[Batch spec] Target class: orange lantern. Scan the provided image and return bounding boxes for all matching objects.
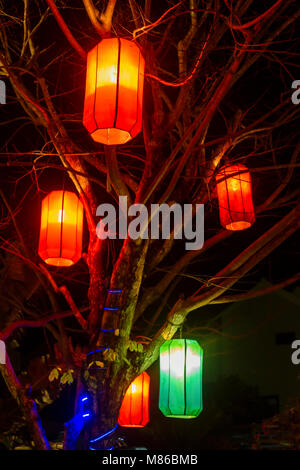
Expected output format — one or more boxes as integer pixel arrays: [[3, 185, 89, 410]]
[[216, 164, 255, 231], [118, 372, 150, 427], [83, 38, 145, 146], [38, 191, 83, 267]]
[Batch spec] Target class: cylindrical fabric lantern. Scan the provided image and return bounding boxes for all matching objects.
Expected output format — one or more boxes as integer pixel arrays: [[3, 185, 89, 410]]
[[216, 163, 255, 231], [83, 38, 145, 145], [159, 339, 203, 419], [38, 191, 83, 267], [118, 372, 150, 427]]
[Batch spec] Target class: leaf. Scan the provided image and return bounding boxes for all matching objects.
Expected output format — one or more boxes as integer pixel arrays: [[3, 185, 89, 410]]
[[95, 361, 104, 368], [103, 348, 118, 362], [83, 370, 89, 381], [137, 343, 144, 353], [60, 373, 69, 384], [41, 389, 53, 404], [48, 368, 59, 382], [60, 370, 74, 385], [128, 341, 137, 352]]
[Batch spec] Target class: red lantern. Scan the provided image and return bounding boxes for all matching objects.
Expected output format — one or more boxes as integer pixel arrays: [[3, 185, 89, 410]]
[[83, 38, 145, 146], [118, 372, 150, 427], [216, 164, 255, 231], [38, 191, 83, 267]]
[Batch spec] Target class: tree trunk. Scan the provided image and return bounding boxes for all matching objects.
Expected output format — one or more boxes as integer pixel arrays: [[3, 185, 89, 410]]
[[0, 354, 50, 450]]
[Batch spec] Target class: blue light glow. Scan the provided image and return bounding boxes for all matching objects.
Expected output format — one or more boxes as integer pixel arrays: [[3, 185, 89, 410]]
[[86, 347, 109, 356], [89, 423, 118, 444]]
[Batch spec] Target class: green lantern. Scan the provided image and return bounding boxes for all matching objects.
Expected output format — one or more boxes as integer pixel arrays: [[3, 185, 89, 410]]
[[159, 339, 203, 418]]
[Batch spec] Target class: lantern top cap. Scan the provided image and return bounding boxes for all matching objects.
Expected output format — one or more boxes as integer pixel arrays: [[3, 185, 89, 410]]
[[160, 338, 202, 351], [45, 189, 78, 195], [90, 36, 143, 50], [216, 163, 251, 182], [217, 162, 250, 173]]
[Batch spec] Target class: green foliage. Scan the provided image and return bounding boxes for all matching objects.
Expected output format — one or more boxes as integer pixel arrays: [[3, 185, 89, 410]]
[[103, 348, 118, 362], [48, 368, 60, 382], [60, 369, 74, 385], [87, 360, 104, 369], [127, 340, 144, 353]]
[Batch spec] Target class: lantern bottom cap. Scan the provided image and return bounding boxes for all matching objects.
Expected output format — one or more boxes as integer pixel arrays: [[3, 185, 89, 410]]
[[162, 414, 200, 419], [91, 128, 132, 146], [45, 257, 74, 267], [118, 424, 147, 428], [225, 220, 252, 231]]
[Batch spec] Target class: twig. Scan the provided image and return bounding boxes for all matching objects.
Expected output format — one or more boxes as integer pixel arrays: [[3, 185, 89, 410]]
[[211, 273, 300, 304], [39, 264, 88, 331], [0, 311, 74, 341], [46, 0, 86, 59]]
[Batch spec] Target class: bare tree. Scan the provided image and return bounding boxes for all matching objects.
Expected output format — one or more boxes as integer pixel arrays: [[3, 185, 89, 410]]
[[0, 0, 299, 450]]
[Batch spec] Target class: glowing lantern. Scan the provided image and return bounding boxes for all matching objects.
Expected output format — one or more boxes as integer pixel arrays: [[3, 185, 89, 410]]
[[83, 38, 145, 145], [159, 339, 203, 418], [118, 372, 150, 427], [216, 163, 255, 231], [38, 191, 83, 267]]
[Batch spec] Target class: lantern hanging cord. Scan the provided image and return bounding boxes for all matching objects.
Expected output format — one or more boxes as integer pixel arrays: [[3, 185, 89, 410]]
[[167, 319, 184, 327], [145, 22, 212, 88]]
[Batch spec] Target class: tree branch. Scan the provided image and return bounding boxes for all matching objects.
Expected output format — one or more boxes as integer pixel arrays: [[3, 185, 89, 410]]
[[83, 154, 138, 193], [0, 354, 50, 449], [39, 264, 88, 331], [104, 146, 132, 204], [183, 204, 300, 313], [211, 272, 300, 304], [82, 0, 117, 37], [0, 311, 74, 341], [140, 202, 300, 371], [46, 0, 86, 59], [134, 230, 232, 321]]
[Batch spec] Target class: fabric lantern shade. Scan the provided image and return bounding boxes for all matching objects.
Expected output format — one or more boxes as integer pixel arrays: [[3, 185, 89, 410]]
[[83, 38, 145, 145], [216, 163, 255, 231], [118, 372, 150, 427], [159, 339, 203, 418], [38, 190, 83, 267]]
